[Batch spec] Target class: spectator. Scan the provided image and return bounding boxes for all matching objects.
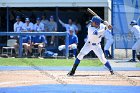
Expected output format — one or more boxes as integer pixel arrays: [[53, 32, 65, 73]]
[[41, 15, 49, 31], [48, 16, 57, 44], [59, 18, 78, 34], [22, 18, 34, 32], [58, 27, 78, 57], [32, 35, 47, 57], [14, 36, 32, 57], [34, 17, 45, 32], [14, 16, 24, 32]]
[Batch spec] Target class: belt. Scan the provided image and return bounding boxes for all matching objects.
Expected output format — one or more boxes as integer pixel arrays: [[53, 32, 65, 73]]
[[88, 41, 100, 45]]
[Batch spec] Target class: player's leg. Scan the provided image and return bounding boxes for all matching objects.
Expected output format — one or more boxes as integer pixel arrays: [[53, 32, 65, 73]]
[[23, 43, 28, 56], [28, 44, 32, 56], [14, 43, 19, 56], [38, 44, 43, 56], [104, 39, 113, 58], [93, 45, 114, 75], [71, 44, 77, 57], [58, 45, 65, 51], [67, 42, 92, 76], [129, 41, 138, 62], [130, 39, 140, 62]]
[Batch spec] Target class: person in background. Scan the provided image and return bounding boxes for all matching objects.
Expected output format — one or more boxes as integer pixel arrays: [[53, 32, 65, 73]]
[[34, 17, 45, 32], [32, 35, 47, 57], [58, 27, 78, 58], [41, 15, 49, 31], [128, 20, 140, 62], [14, 36, 32, 57], [14, 16, 24, 33], [59, 18, 78, 34], [22, 18, 34, 32], [48, 16, 57, 45], [21, 17, 34, 55], [13, 16, 24, 56]]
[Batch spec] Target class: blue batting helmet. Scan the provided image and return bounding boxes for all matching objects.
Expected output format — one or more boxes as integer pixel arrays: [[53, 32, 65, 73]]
[[130, 20, 137, 25], [91, 16, 101, 26]]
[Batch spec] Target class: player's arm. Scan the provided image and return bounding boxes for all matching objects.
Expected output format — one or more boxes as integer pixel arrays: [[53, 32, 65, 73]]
[[103, 21, 112, 30], [14, 24, 17, 32], [58, 19, 66, 27], [54, 22, 57, 32]]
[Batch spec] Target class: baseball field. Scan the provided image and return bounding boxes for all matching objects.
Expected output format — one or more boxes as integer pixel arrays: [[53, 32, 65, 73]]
[[0, 58, 140, 93]]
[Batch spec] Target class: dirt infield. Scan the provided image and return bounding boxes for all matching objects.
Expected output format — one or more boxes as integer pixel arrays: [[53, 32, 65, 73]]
[[0, 71, 140, 87]]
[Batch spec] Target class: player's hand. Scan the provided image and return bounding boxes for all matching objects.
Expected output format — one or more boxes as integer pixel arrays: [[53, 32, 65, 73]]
[[108, 25, 112, 30]]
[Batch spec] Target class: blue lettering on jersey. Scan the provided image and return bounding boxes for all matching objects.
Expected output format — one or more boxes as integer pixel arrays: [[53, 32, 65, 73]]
[[93, 30, 98, 35]]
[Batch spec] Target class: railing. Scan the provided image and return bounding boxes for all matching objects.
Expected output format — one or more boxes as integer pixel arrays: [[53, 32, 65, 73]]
[[0, 32, 69, 59]]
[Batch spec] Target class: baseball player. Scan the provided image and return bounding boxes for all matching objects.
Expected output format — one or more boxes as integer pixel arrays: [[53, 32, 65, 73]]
[[103, 22, 114, 59], [34, 17, 45, 32], [58, 27, 78, 57], [41, 15, 49, 31], [128, 20, 140, 62], [11, 16, 24, 39], [32, 35, 47, 57], [67, 16, 114, 76], [14, 36, 31, 57], [22, 18, 34, 32], [59, 18, 78, 34], [14, 16, 24, 32]]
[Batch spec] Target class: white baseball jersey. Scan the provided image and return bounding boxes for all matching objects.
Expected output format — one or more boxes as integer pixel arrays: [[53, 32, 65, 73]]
[[22, 22, 34, 31], [59, 20, 78, 33], [87, 25, 105, 44], [77, 25, 107, 64], [34, 23, 45, 32], [130, 25, 140, 39], [131, 25, 140, 51], [14, 21, 24, 32]]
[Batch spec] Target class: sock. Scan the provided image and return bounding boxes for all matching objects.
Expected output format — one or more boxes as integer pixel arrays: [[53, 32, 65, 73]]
[[108, 51, 112, 57], [104, 50, 109, 57], [132, 50, 136, 61], [74, 58, 80, 65], [104, 61, 113, 71], [70, 58, 80, 74], [73, 49, 77, 57]]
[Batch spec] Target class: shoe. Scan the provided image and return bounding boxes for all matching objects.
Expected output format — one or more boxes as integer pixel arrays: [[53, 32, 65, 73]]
[[67, 64, 79, 76], [67, 70, 75, 76], [109, 56, 113, 59], [128, 59, 137, 62], [110, 70, 114, 75]]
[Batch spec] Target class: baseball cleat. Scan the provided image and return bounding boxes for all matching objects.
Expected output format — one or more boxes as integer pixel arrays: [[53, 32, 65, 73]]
[[67, 71, 75, 76], [128, 59, 137, 62], [110, 70, 114, 75]]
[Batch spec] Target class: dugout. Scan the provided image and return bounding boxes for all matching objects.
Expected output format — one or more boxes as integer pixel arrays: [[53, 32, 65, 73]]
[[0, 0, 112, 57]]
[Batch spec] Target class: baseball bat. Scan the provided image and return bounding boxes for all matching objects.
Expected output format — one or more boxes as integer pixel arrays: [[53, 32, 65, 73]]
[[87, 8, 111, 26], [87, 8, 103, 21]]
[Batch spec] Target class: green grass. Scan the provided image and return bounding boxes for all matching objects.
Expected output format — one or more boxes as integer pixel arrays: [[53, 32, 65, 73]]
[[136, 63, 140, 67], [0, 58, 102, 66]]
